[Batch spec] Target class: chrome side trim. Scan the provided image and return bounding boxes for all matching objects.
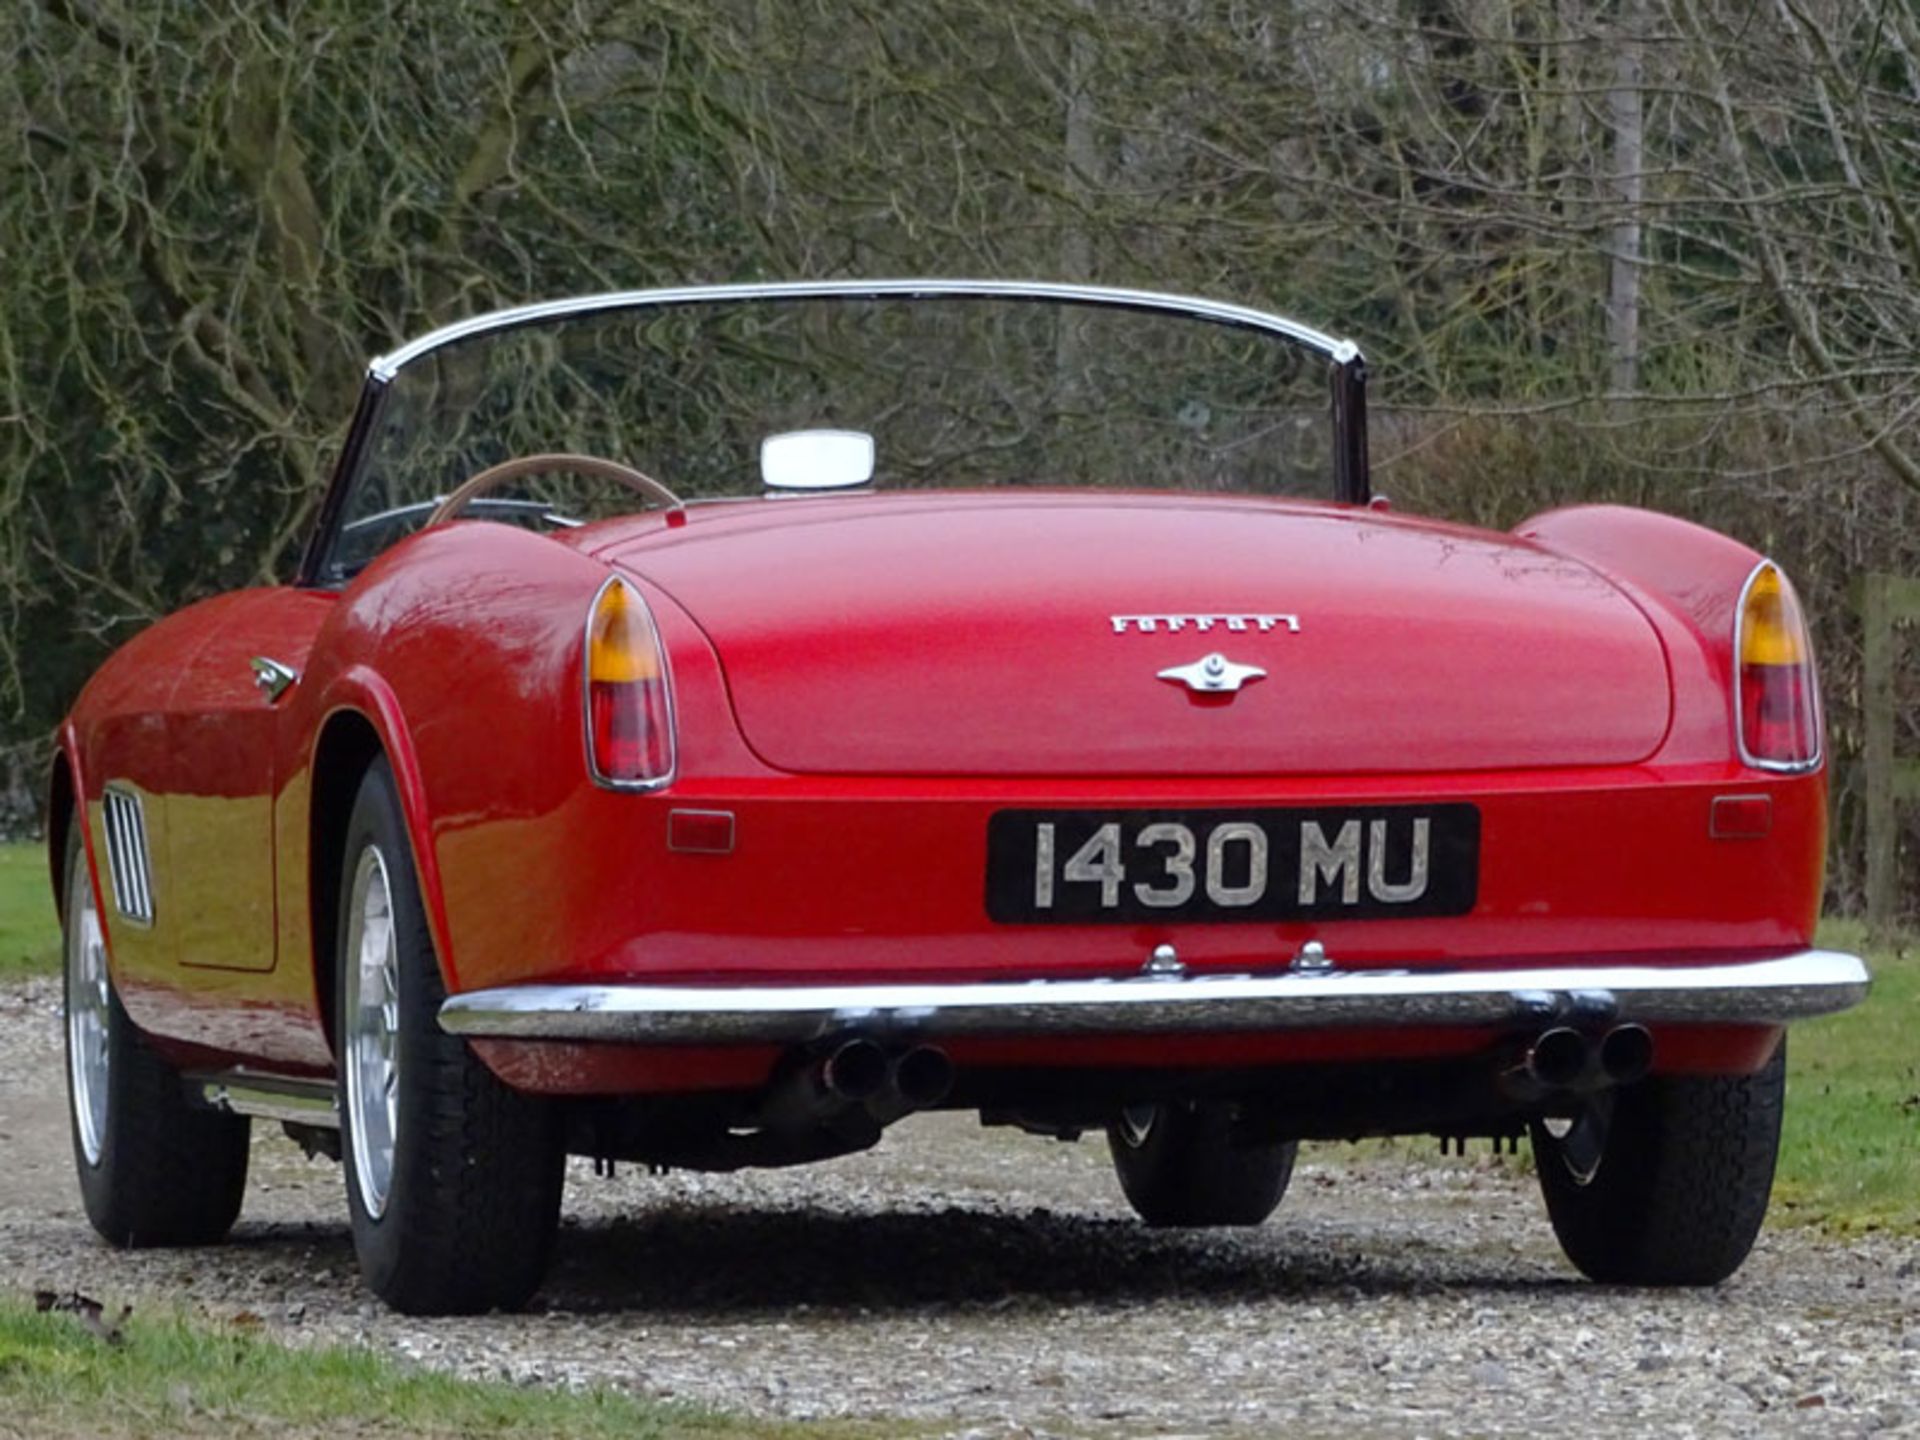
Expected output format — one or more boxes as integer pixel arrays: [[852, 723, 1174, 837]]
[[100, 785, 154, 926], [438, 949, 1869, 1047], [191, 1072, 340, 1128], [369, 279, 1362, 379]]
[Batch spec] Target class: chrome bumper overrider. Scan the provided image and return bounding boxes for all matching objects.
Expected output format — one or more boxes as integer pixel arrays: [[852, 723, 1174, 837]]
[[438, 949, 1869, 1046]]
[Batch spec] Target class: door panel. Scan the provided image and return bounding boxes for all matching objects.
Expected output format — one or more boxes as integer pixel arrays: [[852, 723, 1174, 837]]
[[165, 589, 332, 972]]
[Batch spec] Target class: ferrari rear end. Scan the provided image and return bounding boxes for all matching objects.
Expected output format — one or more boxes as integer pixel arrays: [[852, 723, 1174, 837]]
[[292, 283, 1865, 1309], [442, 491, 1853, 1051], [432, 485, 1861, 1289]]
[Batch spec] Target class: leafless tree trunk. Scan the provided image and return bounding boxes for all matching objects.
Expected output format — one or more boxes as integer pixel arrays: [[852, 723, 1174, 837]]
[[1605, 0, 1644, 397], [1056, 2, 1102, 395]]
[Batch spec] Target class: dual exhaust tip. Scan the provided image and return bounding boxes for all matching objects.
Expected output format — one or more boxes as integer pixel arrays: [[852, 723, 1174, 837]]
[[1522, 1022, 1656, 1092], [821, 1037, 955, 1112]]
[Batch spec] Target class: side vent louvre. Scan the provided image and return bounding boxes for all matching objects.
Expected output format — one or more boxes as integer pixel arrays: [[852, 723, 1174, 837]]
[[101, 787, 155, 925]]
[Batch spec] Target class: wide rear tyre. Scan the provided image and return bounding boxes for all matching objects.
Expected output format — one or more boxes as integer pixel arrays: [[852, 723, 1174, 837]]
[[62, 809, 250, 1247], [1531, 1040, 1786, 1286], [336, 759, 564, 1315], [1106, 1102, 1297, 1227]]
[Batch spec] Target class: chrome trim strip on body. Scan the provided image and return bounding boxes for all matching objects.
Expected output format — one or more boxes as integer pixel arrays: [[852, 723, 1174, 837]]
[[369, 279, 1363, 379], [438, 949, 1869, 1047], [190, 1072, 340, 1128]]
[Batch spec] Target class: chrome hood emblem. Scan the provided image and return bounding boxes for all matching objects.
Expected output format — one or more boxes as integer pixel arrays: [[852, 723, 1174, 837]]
[[1158, 652, 1266, 695]]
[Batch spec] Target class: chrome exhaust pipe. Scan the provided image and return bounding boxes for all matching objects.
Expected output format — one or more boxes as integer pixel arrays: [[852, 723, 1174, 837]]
[[760, 1038, 952, 1135], [821, 1037, 889, 1102], [892, 1045, 955, 1110], [1598, 1023, 1655, 1086], [1526, 1027, 1595, 1091]]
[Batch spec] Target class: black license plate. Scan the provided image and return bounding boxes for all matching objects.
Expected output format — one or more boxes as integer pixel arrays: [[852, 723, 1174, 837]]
[[986, 804, 1479, 924]]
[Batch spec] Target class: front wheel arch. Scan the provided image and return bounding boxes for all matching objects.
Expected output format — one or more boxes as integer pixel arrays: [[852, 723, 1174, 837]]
[[47, 748, 77, 923]]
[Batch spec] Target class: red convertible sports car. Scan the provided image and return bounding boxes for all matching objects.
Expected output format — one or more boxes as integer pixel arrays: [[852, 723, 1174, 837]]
[[52, 281, 1868, 1313]]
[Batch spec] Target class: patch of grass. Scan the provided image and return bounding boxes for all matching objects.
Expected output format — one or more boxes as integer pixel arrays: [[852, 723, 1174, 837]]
[[1772, 918, 1920, 1235], [0, 840, 58, 981], [0, 1293, 866, 1440]]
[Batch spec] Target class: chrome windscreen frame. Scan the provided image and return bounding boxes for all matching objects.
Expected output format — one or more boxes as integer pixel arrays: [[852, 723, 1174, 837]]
[[295, 280, 1371, 587]]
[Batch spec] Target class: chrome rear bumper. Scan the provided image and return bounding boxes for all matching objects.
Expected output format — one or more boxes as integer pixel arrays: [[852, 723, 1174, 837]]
[[438, 949, 1869, 1047]]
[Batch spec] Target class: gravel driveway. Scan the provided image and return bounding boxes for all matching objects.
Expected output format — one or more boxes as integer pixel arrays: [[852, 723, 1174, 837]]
[[2, 975, 1915, 1438]]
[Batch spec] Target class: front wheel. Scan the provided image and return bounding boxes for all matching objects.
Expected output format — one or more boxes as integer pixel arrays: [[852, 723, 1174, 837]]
[[62, 809, 250, 1246], [336, 759, 564, 1315], [1531, 1041, 1786, 1286], [1106, 1102, 1297, 1227]]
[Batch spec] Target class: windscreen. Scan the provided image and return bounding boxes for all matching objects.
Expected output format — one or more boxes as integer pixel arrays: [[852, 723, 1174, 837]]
[[321, 293, 1337, 581]]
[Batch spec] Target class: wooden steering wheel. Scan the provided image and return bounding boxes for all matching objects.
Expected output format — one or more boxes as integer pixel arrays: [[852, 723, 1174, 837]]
[[426, 452, 684, 529]]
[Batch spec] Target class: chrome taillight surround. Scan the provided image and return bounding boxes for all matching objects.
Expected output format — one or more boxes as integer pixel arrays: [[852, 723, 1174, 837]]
[[1732, 559, 1823, 774], [582, 575, 678, 792]]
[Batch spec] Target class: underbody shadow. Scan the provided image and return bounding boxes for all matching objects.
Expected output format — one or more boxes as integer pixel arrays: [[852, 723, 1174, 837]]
[[533, 1202, 1582, 1316], [138, 1194, 1587, 1318]]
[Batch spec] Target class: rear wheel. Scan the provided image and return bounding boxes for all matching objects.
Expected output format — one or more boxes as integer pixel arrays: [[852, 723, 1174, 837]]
[[1106, 1102, 1297, 1227], [1531, 1041, 1786, 1286], [336, 759, 564, 1315], [63, 810, 250, 1246]]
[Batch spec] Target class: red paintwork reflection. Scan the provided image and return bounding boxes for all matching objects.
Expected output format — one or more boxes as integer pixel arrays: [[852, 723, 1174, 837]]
[[167, 590, 332, 974], [596, 492, 1672, 776]]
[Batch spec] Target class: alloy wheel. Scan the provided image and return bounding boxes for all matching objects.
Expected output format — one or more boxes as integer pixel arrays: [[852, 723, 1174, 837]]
[[65, 855, 111, 1166], [344, 845, 401, 1219]]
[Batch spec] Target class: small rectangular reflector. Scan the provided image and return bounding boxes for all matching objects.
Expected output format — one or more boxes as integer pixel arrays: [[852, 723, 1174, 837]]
[[668, 809, 736, 855], [1710, 794, 1772, 840]]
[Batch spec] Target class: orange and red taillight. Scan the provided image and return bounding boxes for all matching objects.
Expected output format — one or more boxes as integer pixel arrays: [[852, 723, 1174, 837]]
[[585, 577, 675, 788], [1735, 560, 1821, 772]]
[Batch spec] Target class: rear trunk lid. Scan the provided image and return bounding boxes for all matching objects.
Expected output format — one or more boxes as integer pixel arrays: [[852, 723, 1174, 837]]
[[601, 493, 1670, 776]]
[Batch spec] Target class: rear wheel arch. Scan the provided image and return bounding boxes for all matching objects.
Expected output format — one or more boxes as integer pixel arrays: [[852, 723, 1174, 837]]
[[308, 697, 460, 1055], [311, 710, 387, 1055]]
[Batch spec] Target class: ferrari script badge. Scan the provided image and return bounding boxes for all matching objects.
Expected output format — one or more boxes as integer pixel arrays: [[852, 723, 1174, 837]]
[[1158, 653, 1266, 695], [1111, 613, 1299, 634]]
